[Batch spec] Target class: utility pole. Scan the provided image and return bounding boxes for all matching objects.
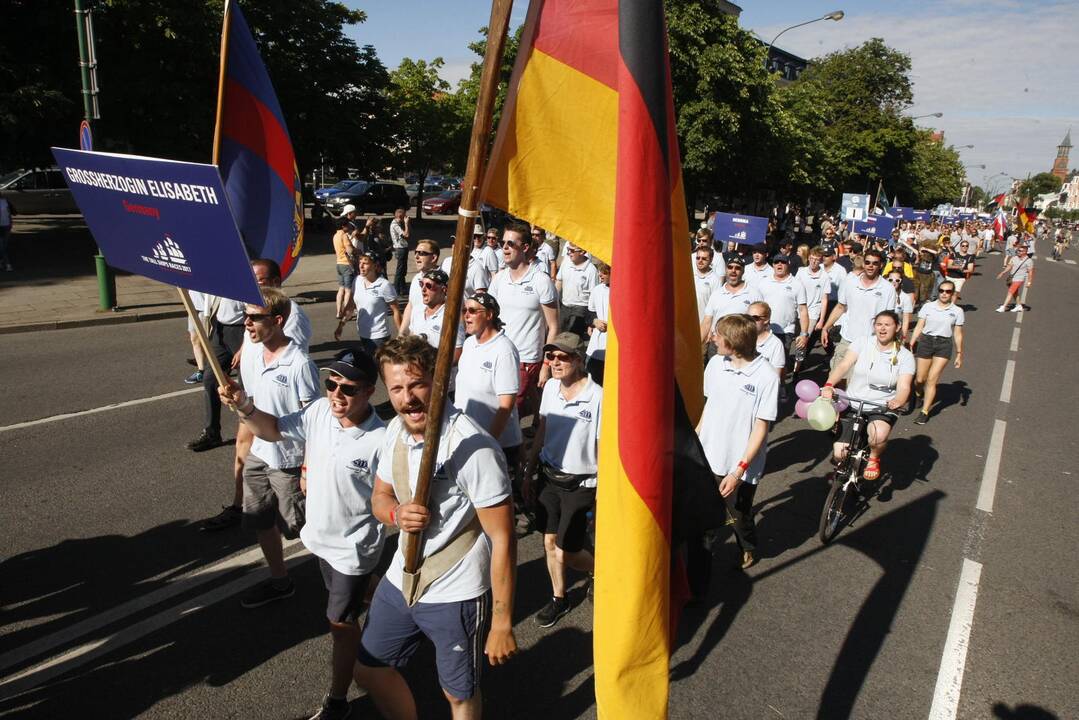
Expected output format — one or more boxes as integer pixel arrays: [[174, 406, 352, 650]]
[[75, 0, 116, 310]]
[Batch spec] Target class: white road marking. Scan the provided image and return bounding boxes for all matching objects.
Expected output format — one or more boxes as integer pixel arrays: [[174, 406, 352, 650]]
[[0, 388, 201, 434], [1009, 327, 1021, 352], [999, 360, 1016, 404], [928, 558, 983, 720], [0, 539, 304, 677], [1065, 259, 1076, 265], [977, 419, 1007, 513], [0, 548, 312, 698]]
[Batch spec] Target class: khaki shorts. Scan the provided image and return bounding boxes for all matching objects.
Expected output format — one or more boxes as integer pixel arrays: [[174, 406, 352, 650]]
[[242, 454, 305, 538]]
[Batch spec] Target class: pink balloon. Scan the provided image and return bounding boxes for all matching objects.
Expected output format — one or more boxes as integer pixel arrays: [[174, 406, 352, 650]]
[[795, 399, 810, 419], [795, 379, 821, 402], [834, 396, 849, 413]]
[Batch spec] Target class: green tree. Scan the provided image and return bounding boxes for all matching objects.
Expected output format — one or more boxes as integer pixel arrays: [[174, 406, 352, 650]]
[[387, 57, 461, 217], [1017, 172, 1063, 201], [968, 185, 987, 207], [907, 130, 964, 207]]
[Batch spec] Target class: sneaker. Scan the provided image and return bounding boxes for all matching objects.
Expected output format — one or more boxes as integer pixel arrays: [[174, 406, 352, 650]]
[[995, 305, 1007, 312], [307, 695, 352, 720], [186, 429, 223, 452], [1011, 304, 1024, 313], [241, 578, 295, 609], [740, 551, 756, 570], [184, 370, 204, 385], [914, 411, 930, 426], [534, 596, 571, 628], [199, 505, 242, 532]]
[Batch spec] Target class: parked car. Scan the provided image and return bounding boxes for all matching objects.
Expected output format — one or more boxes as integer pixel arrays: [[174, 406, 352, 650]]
[[405, 182, 445, 206], [314, 179, 367, 205], [324, 181, 410, 216], [422, 190, 462, 215], [0, 167, 79, 215]]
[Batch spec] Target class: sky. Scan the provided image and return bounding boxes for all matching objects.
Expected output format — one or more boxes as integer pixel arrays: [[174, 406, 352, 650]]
[[343, 0, 1079, 195]]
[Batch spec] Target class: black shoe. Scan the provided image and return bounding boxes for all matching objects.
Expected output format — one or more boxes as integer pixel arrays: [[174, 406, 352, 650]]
[[914, 411, 930, 426], [186, 429, 223, 452], [535, 596, 571, 628], [199, 505, 242, 532], [307, 695, 352, 720], [241, 578, 295, 609]]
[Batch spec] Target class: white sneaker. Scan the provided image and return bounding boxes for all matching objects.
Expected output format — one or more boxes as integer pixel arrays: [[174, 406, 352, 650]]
[[1011, 304, 1023, 312], [995, 305, 1007, 312]]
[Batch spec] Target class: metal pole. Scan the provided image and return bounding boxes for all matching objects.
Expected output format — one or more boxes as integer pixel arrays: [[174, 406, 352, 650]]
[[75, 0, 115, 310]]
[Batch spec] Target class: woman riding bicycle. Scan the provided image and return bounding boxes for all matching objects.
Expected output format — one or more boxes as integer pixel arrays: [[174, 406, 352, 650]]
[[821, 310, 915, 481], [908, 280, 964, 425]]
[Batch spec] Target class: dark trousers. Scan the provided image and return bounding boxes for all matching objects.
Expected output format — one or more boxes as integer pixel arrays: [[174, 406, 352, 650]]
[[393, 247, 409, 296], [202, 320, 245, 435], [560, 304, 593, 340], [722, 478, 758, 553]]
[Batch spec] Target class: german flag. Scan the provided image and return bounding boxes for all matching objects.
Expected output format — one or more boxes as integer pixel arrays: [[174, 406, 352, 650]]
[[1017, 205, 1039, 234], [482, 2, 705, 716]]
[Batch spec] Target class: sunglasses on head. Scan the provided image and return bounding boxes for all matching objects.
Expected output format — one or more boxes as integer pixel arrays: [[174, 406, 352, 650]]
[[325, 377, 362, 396]]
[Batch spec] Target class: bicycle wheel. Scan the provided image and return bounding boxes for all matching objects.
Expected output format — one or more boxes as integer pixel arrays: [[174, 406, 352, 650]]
[[819, 470, 852, 544]]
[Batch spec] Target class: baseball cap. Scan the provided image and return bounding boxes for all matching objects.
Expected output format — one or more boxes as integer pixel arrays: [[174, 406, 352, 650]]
[[421, 268, 449, 286], [340, 204, 357, 215], [321, 348, 377, 384], [543, 331, 586, 357], [467, 291, 501, 316], [472, 224, 485, 236], [772, 254, 791, 264], [822, 247, 836, 256], [751, 245, 767, 255], [725, 254, 746, 266]]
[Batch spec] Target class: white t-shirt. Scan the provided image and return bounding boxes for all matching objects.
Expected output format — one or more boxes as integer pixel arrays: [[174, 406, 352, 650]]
[[474, 244, 501, 275], [704, 283, 763, 326], [694, 269, 722, 323], [757, 275, 807, 335], [845, 336, 915, 405], [353, 276, 397, 340], [441, 255, 491, 297], [918, 301, 965, 338], [823, 262, 848, 302], [796, 267, 830, 321], [487, 264, 558, 363], [214, 298, 247, 325], [699, 354, 778, 484], [557, 259, 598, 308], [454, 331, 523, 448], [538, 377, 603, 485], [410, 303, 465, 350], [239, 341, 320, 468], [836, 275, 897, 343], [534, 243, 557, 276], [896, 291, 914, 317], [586, 283, 610, 360], [756, 332, 786, 370], [743, 263, 774, 287], [378, 410, 511, 603], [279, 400, 386, 576]]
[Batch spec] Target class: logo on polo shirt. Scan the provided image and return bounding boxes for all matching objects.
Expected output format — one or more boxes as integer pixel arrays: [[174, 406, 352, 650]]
[[874, 291, 882, 297], [350, 458, 370, 472], [741, 383, 757, 395], [521, 285, 536, 295], [578, 409, 593, 421], [272, 374, 288, 386], [482, 360, 493, 370]]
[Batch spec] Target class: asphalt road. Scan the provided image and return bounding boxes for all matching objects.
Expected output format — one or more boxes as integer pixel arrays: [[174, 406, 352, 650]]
[[1, 252, 1076, 719]]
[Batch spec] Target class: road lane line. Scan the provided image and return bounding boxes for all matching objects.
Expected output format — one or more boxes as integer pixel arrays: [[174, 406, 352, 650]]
[[0, 388, 201, 434], [0, 549, 313, 698], [0, 539, 303, 676], [999, 360, 1016, 404], [1009, 327, 1020, 352], [928, 558, 983, 720], [977, 419, 1007, 513]]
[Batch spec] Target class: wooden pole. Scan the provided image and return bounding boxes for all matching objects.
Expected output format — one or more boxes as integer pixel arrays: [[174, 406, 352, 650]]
[[401, 0, 515, 575], [177, 288, 231, 389]]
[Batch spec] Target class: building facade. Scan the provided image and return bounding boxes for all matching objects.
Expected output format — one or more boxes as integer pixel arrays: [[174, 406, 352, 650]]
[[1051, 129, 1072, 182]]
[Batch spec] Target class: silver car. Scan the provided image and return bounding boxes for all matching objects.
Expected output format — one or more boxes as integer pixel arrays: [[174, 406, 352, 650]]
[[0, 167, 80, 215]]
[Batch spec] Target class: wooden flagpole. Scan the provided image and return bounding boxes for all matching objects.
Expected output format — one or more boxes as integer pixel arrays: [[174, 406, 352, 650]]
[[175, 0, 234, 391], [401, 0, 515, 577]]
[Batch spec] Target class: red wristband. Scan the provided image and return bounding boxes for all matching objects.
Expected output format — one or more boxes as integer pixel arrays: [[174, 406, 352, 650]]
[[737, 460, 749, 471], [824, 382, 834, 388], [389, 506, 397, 526]]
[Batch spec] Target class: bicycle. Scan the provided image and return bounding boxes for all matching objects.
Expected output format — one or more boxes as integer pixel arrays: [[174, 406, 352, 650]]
[[818, 398, 889, 544]]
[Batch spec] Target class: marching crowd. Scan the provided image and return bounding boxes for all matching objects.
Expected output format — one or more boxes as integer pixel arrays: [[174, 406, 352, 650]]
[[171, 203, 1043, 719]]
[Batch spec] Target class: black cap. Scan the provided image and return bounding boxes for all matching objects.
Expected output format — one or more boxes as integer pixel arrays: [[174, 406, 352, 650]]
[[467, 291, 501, 316], [822, 247, 837, 256], [321, 348, 377, 384], [421, 268, 449, 286], [751, 245, 767, 255], [771, 254, 791, 264], [725, 254, 746, 266]]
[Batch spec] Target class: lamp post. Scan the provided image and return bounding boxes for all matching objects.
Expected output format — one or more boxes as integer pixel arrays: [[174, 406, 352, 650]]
[[765, 11, 844, 73], [912, 112, 944, 120], [960, 165, 986, 206]]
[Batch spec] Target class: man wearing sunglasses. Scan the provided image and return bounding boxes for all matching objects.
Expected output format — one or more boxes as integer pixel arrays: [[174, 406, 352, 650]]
[[699, 255, 763, 346], [532, 227, 557, 278], [220, 347, 386, 720], [408, 269, 466, 362], [556, 244, 598, 341], [692, 246, 721, 325], [398, 239, 440, 337], [822, 248, 897, 369]]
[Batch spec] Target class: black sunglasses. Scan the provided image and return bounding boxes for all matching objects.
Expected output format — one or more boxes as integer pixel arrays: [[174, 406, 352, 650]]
[[325, 378, 362, 397], [243, 312, 272, 323]]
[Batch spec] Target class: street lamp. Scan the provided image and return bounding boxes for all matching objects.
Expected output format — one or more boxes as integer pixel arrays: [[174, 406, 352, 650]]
[[765, 11, 844, 71], [912, 112, 944, 120], [956, 144, 974, 150]]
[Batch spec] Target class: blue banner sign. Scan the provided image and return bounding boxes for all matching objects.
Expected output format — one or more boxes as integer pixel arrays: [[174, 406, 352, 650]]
[[891, 206, 915, 220], [52, 148, 262, 304], [708, 211, 768, 247], [911, 210, 930, 222], [841, 192, 871, 221], [851, 214, 897, 239]]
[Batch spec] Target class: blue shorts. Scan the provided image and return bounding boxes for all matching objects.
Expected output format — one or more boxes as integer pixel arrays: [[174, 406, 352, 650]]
[[357, 578, 490, 700]]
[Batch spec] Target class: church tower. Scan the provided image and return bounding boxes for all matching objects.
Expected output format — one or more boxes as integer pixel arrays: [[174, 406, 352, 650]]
[[1052, 129, 1072, 182]]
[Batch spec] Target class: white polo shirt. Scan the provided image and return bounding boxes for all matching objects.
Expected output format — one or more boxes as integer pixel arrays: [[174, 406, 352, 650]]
[[756, 332, 786, 370], [896, 291, 914, 317], [538, 377, 602, 485], [796, 267, 830, 322], [214, 298, 247, 325], [823, 262, 848, 302], [378, 410, 511, 603], [279, 400, 387, 576], [404, 274, 424, 329], [836, 274, 897, 343], [845, 336, 915, 404], [694, 269, 722, 323], [410, 302, 465, 349], [441, 255, 491, 297], [455, 331, 523, 448], [743, 263, 774, 287], [757, 274, 807, 335], [557, 259, 598, 308], [487, 263, 558, 363], [474, 244, 501, 275], [534, 243, 557, 276], [918, 301, 964, 338], [240, 341, 320, 468], [699, 354, 778, 484], [353, 276, 397, 340], [704, 283, 763, 326], [586, 283, 610, 360]]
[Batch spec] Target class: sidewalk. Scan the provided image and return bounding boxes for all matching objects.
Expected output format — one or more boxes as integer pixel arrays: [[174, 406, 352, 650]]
[[0, 212, 456, 334]]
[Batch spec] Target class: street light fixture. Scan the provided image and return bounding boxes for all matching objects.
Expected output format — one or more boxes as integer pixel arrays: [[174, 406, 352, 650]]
[[912, 112, 944, 120], [765, 11, 845, 70]]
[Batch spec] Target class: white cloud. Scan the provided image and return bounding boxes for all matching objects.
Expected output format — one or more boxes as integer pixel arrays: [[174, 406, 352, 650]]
[[753, 1, 1079, 184]]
